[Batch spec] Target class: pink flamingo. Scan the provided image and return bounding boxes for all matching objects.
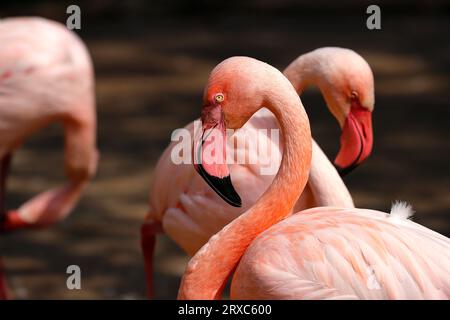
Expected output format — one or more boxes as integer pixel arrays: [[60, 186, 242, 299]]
[[178, 56, 450, 300], [142, 48, 374, 297], [0, 17, 98, 299]]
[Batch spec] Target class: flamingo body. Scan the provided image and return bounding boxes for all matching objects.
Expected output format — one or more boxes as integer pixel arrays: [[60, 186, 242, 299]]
[[232, 205, 450, 299]]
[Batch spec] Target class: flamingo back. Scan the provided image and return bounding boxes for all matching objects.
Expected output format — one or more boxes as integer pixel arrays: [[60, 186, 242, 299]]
[[231, 206, 450, 299]]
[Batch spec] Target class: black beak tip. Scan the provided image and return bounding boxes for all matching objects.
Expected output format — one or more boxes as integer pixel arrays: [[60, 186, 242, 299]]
[[334, 163, 357, 177], [195, 164, 242, 207]]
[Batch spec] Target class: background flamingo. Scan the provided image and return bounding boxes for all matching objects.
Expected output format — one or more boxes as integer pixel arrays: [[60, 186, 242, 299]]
[[178, 56, 450, 300], [0, 17, 97, 299], [142, 47, 374, 297]]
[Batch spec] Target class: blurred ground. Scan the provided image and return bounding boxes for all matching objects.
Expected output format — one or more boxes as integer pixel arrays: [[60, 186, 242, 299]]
[[0, 3, 449, 299]]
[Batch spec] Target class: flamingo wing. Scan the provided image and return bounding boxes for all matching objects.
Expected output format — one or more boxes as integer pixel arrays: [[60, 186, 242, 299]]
[[231, 206, 450, 299]]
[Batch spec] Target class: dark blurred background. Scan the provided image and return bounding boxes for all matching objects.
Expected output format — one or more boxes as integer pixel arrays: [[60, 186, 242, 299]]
[[0, 0, 449, 299]]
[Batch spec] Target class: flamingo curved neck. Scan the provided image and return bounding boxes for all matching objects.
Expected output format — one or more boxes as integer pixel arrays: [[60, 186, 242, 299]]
[[284, 52, 354, 208], [284, 53, 317, 94], [178, 81, 312, 300]]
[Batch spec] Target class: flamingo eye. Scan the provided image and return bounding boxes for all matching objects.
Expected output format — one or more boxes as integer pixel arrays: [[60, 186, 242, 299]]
[[214, 93, 225, 103], [350, 91, 359, 101]]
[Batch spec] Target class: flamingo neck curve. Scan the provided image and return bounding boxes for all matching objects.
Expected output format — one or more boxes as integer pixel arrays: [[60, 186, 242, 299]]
[[283, 51, 355, 208], [178, 77, 312, 300], [283, 50, 339, 120], [283, 52, 322, 95]]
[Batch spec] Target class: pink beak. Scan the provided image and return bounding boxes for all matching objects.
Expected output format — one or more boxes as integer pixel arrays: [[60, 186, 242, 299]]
[[334, 103, 373, 175], [193, 104, 242, 207]]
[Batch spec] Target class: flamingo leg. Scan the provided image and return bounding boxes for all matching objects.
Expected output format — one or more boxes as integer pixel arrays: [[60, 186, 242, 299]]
[[0, 153, 12, 219], [140, 219, 162, 299], [0, 259, 9, 300], [0, 153, 12, 300], [0, 154, 24, 232]]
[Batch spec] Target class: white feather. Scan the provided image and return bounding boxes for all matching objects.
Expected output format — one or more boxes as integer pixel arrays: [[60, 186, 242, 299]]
[[389, 201, 415, 220]]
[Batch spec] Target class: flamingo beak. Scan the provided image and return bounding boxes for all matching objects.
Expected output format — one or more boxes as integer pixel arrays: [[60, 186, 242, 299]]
[[193, 105, 242, 207], [334, 102, 373, 176]]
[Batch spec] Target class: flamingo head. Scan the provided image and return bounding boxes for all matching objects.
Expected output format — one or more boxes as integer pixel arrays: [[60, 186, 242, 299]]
[[319, 49, 375, 176], [193, 57, 272, 207], [333, 93, 373, 176]]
